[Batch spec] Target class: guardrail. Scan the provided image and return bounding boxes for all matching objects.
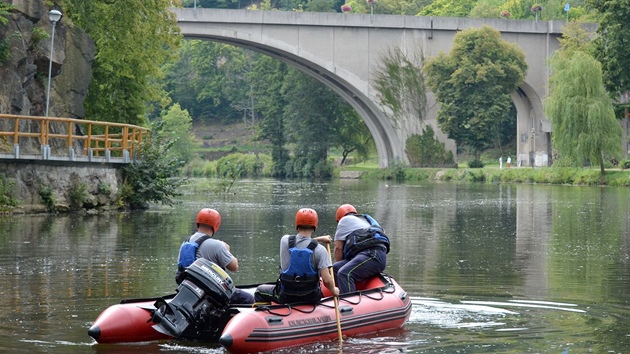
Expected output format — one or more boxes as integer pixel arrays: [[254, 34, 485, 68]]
[[0, 114, 150, 163]]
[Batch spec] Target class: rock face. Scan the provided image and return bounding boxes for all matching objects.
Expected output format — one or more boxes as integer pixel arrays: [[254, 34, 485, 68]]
[[0, 1, 95, 151], [0, 2, 120, 214]]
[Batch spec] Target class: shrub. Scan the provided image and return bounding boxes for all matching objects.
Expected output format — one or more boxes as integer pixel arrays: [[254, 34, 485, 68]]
[[405, 126, 455, 167], [0, 175, 18, 211], [68, 178, 90, 210], [467, 159, 485, 168], [39, 186, 56, 212], [120, 129, 187, 209]]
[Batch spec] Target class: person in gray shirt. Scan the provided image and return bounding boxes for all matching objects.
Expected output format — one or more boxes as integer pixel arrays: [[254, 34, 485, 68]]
[[176, 208, 254, 304], [255, 208, 339, 304], [332, 204, 390, 293]]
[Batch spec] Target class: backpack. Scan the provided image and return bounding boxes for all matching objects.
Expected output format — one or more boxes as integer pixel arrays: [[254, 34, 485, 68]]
[[343, 214, 390, 260], [175, 235, 210, 284]]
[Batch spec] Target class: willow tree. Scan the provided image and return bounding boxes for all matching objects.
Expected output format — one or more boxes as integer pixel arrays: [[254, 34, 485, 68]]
[[544, 51, 621, 177], [423, 25, 527, 159], [372, 45, 428, 137]]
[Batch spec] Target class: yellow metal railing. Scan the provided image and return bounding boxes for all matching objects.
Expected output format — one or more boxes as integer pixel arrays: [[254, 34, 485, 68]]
[[0, 114, 149, 160]]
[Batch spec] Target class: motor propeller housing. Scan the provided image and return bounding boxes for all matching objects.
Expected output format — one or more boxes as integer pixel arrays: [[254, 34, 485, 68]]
[[152, 258, 235, 340]]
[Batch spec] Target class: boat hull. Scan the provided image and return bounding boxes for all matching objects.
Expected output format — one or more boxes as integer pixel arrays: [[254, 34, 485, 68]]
[[88, 274, 411, 352], [219, 274, 411, 353], [88, 300, 172, 343]]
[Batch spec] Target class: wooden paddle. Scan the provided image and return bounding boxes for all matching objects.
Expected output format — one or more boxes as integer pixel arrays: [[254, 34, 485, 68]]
[[326, 242, 343, 345]]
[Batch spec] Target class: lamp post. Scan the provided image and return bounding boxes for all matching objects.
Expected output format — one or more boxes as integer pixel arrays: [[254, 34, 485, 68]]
[[45, 9, 62, 117]]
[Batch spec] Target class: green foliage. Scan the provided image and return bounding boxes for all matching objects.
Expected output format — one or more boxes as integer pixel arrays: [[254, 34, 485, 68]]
[[39, 186, 56, 212], [0, 2, 12, 25], [158, 104, 200, 164], [214, 153, 272, 178], [281, 68, 338, 178], [97, 182, 111, 195], [620, 159, 630, 170], [467, 159, 485, 168], [545, 51, 622, 176], [372, 45, 428, 125], [418, 0, 476, 16], [589, 0, 630, 113], [182, 0, 241, 9], [0, 176, 18, 211], [469, 0, 504, 18], [120, 129, 187, 209], [250, 56, 290, 177], [31, 27, 49, 45], [0, 38, 9, 65], [68, 178, 89, 210], [60, 0, 181, 125], [0, 3, 14, 64], [405, 125, 455, 167], [423, 25, 527, 157]]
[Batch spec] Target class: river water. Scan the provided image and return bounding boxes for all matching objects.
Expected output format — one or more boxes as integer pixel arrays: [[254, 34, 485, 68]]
[[1, 178, 630, 353]]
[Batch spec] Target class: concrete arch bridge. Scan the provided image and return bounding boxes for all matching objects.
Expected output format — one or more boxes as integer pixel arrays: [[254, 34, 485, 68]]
[[174, 8, 570, 167]]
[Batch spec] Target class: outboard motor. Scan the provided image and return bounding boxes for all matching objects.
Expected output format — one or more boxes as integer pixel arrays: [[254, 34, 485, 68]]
[[152, 258, 235, 340]]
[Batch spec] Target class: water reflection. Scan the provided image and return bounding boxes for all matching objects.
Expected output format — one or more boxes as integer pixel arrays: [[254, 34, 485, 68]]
[[2, 179, 630, 353]]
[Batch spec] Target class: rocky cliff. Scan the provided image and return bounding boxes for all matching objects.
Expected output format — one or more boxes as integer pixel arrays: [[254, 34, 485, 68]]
[[0, 1, 122, 214], [0, 0, 94, 147]]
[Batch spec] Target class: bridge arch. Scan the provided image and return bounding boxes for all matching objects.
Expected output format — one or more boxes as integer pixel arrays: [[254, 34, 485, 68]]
[[184, 34, 401, 167], [175, 8, 570, 167]]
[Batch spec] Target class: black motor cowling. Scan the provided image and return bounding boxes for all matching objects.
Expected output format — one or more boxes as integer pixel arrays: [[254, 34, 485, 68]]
[[152, 259, 235, 340]]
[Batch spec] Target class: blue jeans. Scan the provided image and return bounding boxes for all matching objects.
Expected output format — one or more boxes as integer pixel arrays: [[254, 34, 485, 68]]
[[333, 248, 387, 293]]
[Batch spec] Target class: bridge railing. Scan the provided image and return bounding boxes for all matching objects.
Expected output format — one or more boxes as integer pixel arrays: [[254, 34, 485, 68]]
[[0, 114, 150, 163]]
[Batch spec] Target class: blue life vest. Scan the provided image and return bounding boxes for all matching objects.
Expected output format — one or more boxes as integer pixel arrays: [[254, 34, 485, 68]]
[[279, 235, 320, 296], [175, 235, 210, 284], [343, 214, 391, 260]]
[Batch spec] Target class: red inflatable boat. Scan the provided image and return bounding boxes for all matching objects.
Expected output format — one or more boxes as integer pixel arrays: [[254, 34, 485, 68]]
[[219, 274, 411, 353], [88, 259, 411, 353]]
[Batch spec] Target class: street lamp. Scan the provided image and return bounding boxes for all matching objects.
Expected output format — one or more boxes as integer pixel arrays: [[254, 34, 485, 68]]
[[45, 9, 62, 117]]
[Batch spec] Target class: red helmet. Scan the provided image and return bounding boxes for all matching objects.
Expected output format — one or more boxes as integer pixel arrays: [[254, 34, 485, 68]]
[[196, 208, 221, 233], [335, 204, 357, 222], [295, 208, 318, 231]]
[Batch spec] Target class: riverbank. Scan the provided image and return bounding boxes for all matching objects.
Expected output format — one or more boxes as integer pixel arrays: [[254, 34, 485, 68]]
[[350, 165, 630, 187]]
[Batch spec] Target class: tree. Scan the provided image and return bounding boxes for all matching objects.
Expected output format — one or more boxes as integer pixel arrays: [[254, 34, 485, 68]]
[[589, 0, 630, 115], [159, 104, 200, 164], [372, 45, 428, 137], [251, 56, 290, 177], [544, 50, 622, 177], [120, 125, 187, 209], [282, 69, 337, 177], [333, 105, 373, 165], [418, 0, 477, 16], [60, 0, 181, 126], [423, 25, 527, 159], [405, 125, 454, 167]]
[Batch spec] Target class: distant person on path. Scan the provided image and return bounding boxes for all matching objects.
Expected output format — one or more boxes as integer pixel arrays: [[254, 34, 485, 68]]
[[507, 156, 512, 169], [176, 208, 254, 304], [331, 204, 390, 293], [499, 156, 503, 169], [254, 208, 339, 304]]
